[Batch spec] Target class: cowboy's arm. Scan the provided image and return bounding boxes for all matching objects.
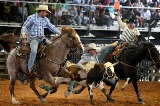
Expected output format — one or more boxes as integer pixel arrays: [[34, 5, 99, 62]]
[[136, 29, 140, 36], [45, 18, 60, 35], [99, 41, 118, 53], [77, 54, 89, 69], [117, 11, 128, 30], [21, 16, 34, 38]]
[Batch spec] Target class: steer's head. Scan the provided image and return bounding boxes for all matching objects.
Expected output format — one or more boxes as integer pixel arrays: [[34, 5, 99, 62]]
[[104, 62, 116, 79]]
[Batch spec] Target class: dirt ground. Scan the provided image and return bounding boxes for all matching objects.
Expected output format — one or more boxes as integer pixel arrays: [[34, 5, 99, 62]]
[[0, 79, 160, 106]]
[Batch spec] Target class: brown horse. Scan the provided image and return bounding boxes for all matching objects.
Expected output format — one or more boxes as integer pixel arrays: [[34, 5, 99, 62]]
[[0, 27, 84, 104]]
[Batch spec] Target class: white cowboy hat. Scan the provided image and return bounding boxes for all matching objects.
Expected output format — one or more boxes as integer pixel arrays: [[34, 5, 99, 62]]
[[35, 5, 51, 13], [85, 43, 101, 51]]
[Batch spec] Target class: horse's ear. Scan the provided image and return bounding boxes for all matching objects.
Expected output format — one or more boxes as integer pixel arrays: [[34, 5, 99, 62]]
[[62, 26, 66, 31], [62, 26, 72, 33]]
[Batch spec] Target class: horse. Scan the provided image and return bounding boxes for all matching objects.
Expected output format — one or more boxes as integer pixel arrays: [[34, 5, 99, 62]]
[[0, 26, 84, 104], [39, 61, 117, 105], [70, 42, 160, 104], [108, 42, 160, 104]]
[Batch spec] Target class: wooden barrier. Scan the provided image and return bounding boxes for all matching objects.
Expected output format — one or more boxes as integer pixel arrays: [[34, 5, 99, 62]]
[[0, 52, 9, 79], [148, 65, 160, 81]]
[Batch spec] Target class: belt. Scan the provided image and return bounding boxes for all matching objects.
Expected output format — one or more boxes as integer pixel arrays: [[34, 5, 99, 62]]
[[30, 35, 43, 39]]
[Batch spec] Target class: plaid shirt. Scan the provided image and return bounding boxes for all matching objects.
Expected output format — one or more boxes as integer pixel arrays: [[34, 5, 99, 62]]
[[21, 13, 60, 36]]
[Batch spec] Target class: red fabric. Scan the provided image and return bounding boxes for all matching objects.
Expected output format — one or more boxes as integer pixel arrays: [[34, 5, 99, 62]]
[[114, 1, 120, 10]]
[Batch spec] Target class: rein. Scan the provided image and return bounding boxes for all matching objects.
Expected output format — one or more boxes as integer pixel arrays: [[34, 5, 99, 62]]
[[147, 47, 156, 64], [61, 37, 70, 48], [118, 61, 137, 69], [61, 34, 82, 49]]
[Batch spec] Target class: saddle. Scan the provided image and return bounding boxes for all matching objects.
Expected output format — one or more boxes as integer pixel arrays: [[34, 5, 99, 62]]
[[17, 42, 47, 59], [106, 42, 129, 62]]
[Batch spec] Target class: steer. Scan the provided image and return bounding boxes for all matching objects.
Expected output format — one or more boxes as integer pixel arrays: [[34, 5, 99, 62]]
[[55, 61, 116, 105]]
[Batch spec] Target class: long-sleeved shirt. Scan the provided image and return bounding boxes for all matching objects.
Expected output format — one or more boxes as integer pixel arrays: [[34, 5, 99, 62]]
[[117, 16, 140, 43], [21, 13, 60, 36], [77, 45, 112, 69]]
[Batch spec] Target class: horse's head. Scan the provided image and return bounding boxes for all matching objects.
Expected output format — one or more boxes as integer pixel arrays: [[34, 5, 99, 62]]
[[60, 26, 84, 53], [103, 62, 116, 79], [137, 35, 147, 45], [142, 42, 160, 68]]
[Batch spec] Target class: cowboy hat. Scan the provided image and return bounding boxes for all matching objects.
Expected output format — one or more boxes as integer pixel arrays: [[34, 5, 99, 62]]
[[85, 43, 101, 51], [35, 5, 51, 13], [128, 18, 136, 23]]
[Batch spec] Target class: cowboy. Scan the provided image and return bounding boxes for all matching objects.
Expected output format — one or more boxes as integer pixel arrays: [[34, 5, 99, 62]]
[[117, 10, 140, 45], [77, 42, 118, 96], [21, 5, 60, 75]]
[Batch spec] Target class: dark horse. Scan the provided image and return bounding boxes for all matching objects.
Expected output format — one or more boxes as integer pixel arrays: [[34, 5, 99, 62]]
[[0, 27, 84, 104], [70, 42, 160, 104], [110, 42, 160, 104]]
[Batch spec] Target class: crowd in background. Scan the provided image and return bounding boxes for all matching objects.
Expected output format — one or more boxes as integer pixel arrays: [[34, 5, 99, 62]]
[[0, 0, 160, 27]]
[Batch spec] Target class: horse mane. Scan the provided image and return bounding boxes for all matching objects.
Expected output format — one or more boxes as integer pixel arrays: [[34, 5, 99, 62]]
[[50, 26, 77, 42], [0, 32, 16, 53]]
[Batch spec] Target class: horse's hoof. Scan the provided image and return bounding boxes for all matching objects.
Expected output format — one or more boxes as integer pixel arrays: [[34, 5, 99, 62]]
[[107, 97, 115, 102], [90, 102, 94, 105], [40, 99, 46, 103], [140, 102, 145, 105], [138, 99, 145, 104], [64, 90, 70, 98], [50, 88, 57, 94], [121, 87, 125, 91]]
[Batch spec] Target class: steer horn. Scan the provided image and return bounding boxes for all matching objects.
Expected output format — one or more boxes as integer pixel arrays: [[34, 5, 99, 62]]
[[113, 62, 119, 66]]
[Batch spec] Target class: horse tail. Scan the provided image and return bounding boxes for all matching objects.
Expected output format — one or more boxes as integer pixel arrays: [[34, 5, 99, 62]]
[[0, 32, 16, 53]]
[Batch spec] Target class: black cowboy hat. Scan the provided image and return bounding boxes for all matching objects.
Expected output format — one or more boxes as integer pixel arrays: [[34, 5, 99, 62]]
[[128, 18, 136, 23]]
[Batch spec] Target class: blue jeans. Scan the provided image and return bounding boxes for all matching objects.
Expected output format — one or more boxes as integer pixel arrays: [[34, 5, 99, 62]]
[[19, 72, 29, 84], [98, 46, 115, 63], [28, 36, 51, 71]]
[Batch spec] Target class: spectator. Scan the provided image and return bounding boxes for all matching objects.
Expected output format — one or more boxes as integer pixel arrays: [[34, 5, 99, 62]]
[[86, 0, 96, 23], [0, 1, 5, 21], [140, 7, 151, 27], [27, 1, 38, 15], [3, 1, 12, 22], [76, 6, 87, 26], [122, 9, 136, 22], [99, 8, 112, 27], [134, 9, 143, 27], [124, 0, 133, 7], [133, 0, 144, 11], [19, 3, 28, 21], [68, 5, 77, 25], [10, 2, 22, 23]]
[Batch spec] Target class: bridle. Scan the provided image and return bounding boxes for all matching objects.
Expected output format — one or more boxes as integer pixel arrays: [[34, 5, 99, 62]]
[[61, 33, 82, 49], [118, 46, 157, 69], [147, 47, 156, 65]]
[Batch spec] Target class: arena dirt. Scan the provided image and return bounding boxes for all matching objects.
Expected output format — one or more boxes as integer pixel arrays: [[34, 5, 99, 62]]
[[0, 79, 159, 106]]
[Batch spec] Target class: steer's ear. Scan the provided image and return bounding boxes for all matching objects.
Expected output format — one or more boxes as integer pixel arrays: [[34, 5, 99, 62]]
[[99, 63, 105, 71]]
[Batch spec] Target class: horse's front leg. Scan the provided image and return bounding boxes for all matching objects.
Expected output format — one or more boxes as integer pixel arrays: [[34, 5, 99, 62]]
[[99, 81, 115, 102], [29, 77, 45, 103], [131, 77, 145, 104]]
